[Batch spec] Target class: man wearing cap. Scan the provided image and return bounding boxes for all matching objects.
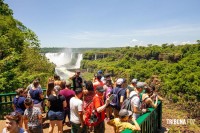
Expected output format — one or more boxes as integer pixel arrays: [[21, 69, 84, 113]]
[[59, 80, 75, 125], [129, 82, 147, 119], [110, 78, 127, 118], [70, 70, 83, 91], [93, 86, 111, 133], [126, 78, 138, 98], [107, 109, 140, 132]]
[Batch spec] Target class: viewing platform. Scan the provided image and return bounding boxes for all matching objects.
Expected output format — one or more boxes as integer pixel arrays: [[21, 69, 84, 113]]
[[0, 90, 162, 133]]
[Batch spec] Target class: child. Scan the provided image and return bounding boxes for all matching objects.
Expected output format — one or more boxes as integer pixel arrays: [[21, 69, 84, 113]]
[[23, 98, 43, 133], [107, 109, 141, 133]]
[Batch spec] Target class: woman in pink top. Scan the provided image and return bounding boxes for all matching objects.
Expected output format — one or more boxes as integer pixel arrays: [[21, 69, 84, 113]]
[[104, 79, 113, 121]]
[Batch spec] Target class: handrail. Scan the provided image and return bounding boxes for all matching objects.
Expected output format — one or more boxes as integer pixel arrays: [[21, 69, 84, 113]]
[[122, 101, 162, 133], [0, 89, 47, 119]]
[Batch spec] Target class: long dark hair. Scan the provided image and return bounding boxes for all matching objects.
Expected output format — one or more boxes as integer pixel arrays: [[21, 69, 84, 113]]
[[46, 81, 54, 97], [85, 80, 94, 91]]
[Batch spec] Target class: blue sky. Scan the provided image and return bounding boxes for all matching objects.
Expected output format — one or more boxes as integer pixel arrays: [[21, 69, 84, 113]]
[[5, 0, 200, 48]]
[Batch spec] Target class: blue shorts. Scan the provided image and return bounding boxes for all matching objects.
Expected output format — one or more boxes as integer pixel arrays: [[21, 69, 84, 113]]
[[48, 110, 64, 120]]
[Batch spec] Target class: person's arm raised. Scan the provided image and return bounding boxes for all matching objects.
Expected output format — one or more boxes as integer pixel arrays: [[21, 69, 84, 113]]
[[96, 97, 110, 113]]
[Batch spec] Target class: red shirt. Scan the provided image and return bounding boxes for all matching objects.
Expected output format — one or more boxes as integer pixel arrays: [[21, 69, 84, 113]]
[[93, 81, 104, 91], [93, 94, 105, 122]]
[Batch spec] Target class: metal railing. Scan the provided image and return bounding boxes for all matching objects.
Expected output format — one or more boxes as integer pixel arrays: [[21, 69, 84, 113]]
[[0, 89, 47, 119], [122, 101, 162, 133]]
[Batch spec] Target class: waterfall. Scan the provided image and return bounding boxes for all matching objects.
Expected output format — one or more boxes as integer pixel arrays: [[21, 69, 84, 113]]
[[45, 49, 82, 80], [74, 54, 83, 68]]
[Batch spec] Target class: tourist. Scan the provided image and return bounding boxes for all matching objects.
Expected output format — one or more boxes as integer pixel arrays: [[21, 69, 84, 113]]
[[29, 79, 44, 111], [93, 74, 104, 91], [54, 74, 62, 87], [107, 109, 140, 133], [141, 86, 158, 109], [103, 79, 113, 120], [47, 85, 66, 133], [59, 80, 75, 125], [83, 80, 95, 108], [24, 98, 43, 133], [130, 82, 147, 119], [70, 88, 85, 133], [93, 86, 111, 133], [126, 78, 137, 98], [2, 112, 25, 133], [70, 70, 83, 91], [46, 79, 54, 98], [110, 78, 127, 118], [12, 88, 26, 127]]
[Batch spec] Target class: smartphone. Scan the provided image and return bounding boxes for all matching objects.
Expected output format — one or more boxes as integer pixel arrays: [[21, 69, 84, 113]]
[[109, 94, 115, 101]]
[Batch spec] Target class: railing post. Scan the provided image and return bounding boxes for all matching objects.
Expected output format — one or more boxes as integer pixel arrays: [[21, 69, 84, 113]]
[[158, 101, 162, 129]]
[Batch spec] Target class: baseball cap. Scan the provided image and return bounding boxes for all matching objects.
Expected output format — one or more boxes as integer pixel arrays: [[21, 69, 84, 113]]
[[131, 78, 138, 84], [116, 78, 124, 85], [97, 70, 103, 74], [96, 86, 105, 92], [136, 82, 146, 89], [119, 109, 132, 118]]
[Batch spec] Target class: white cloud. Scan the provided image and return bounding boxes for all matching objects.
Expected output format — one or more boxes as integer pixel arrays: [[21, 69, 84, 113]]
[[131, 39, 138, 42]]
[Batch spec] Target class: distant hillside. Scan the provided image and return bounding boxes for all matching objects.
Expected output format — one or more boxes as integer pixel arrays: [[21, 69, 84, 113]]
[[40, 47, 110, 53]]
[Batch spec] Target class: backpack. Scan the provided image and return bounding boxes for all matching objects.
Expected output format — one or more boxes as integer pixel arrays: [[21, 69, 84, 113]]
[[110, 87, 122, 107], [84, 98, 102, 126], [121, 94, 137, 111]]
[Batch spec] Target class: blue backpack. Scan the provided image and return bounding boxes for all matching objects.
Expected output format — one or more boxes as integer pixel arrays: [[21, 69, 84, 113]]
[[110, 87, 122, 108]]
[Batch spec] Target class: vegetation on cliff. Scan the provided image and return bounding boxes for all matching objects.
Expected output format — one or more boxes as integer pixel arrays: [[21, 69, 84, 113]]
[[81, 43, 200, 118]]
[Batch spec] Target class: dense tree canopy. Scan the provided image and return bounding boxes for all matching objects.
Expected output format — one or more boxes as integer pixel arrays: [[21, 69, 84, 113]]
[[0, 0, 55, 93], [81, 44, 200, 104]]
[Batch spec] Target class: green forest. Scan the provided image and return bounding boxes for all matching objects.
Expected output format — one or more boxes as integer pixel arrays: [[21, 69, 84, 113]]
[[81, 43, 200, 117], [0, 0, 55, 93]]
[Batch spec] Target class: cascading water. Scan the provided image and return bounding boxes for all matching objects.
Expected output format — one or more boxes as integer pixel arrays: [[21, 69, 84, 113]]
[[45, 49, 83, 80]]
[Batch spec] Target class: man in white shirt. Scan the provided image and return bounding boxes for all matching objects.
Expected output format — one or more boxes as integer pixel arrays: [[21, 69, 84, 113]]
[[129, 82, 147, 119], [70, 88, 84, 133]]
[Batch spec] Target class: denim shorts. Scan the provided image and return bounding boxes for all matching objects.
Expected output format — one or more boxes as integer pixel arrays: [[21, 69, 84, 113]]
[[48, 110, 64, 120]]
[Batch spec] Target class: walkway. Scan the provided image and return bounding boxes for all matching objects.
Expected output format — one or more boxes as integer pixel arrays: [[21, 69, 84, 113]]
[[0, 116, 113, 133]]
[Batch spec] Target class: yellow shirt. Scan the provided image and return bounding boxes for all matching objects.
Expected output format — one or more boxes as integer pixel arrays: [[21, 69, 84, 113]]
[[107, 118, 136, 133]]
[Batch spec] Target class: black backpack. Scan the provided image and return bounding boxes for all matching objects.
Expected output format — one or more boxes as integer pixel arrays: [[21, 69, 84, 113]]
[[121, 94, 137, 111]]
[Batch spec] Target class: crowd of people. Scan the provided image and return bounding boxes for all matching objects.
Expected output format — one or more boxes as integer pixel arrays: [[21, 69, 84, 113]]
[[2, 70, 163, 133]]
